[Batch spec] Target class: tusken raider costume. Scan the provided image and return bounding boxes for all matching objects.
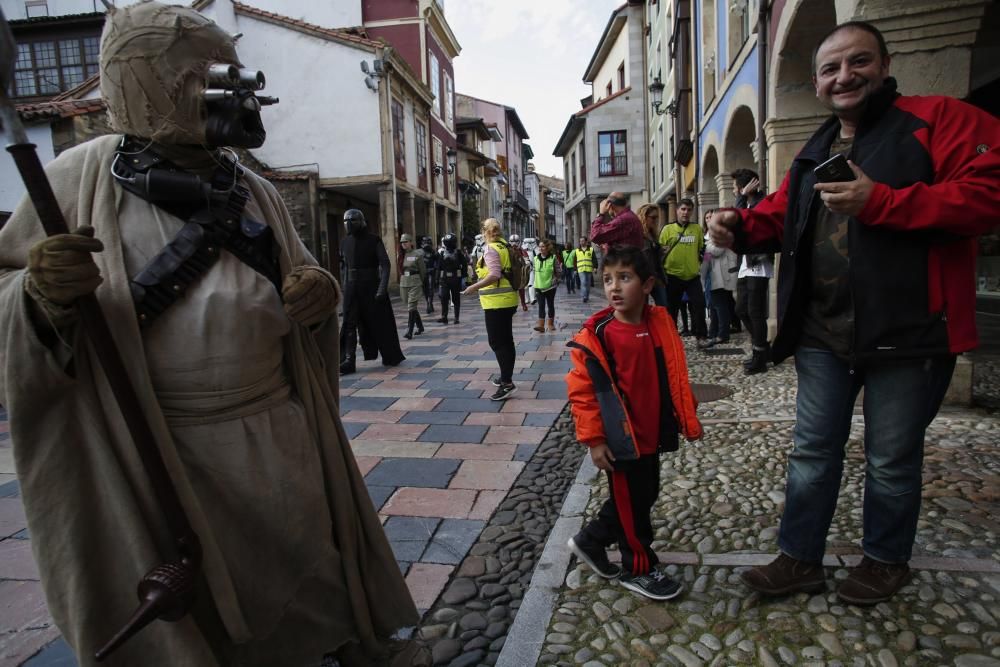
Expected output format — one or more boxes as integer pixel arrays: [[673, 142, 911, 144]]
[[339, 209, 404, 374], [0, 3, 422, 666]]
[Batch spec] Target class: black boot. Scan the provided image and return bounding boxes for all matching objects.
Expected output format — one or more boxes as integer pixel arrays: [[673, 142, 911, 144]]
[[426, 297, 434, 314], [415, 311, 424, 335], [339, 330, 357, 374], [437, 300, 448, 324], [745, 346, 769, 375], [403, 312, 415, 340], [453, 302, 460, 324]]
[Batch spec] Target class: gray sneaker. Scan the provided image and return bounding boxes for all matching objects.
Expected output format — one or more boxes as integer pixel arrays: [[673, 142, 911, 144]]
[[620, 568, 682, 601], [489, 383, 517, 401]]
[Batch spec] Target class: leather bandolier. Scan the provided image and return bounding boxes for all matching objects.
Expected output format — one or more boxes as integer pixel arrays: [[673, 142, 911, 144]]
[[111, 137, 282, 328]]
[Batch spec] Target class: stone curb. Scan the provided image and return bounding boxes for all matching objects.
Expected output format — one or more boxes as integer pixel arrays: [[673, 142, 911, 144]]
[[496, 448, 599, 667]]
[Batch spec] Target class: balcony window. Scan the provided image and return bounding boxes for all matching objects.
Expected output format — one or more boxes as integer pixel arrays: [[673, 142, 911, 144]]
[[598, 131, 628, 177], [13, 35, 99, 97]]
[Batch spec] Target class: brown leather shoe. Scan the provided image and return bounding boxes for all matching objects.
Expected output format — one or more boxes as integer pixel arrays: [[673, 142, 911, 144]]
[[741, 553, 826, 596], [837, 556, 910, 606]]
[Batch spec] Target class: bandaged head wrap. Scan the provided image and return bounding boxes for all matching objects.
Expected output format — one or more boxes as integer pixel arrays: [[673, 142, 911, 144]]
[[100, 0, 239, 144]]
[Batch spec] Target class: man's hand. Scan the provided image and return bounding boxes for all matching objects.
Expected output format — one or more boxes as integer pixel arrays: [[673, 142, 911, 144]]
[[707, 210, 742, 249], [814, 160, 874, 216], [27, 225, 104, 305], [589, 443, 616, 472], [282, 266, 339, 327], [598, 199, 612, 216], [740, 177, 760, 197]]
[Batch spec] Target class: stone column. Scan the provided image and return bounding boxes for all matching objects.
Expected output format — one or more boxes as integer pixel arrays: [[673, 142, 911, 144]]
[[764, 114, 829, 187], [715, 174, 735, 209], [697, 191, 719, 222], [401, 192, 416, 242], [379, 184, 399, 287]]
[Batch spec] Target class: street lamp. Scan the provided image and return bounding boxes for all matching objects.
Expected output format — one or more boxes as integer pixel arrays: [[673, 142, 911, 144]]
[[434, 147, 458, 175], [649, 77, 678, 117]]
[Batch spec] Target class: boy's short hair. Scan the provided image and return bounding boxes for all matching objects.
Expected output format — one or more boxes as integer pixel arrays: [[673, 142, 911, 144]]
[[678, 197, 695, 208], [602, 244, 653, 283], [731, 168, 759, 189]]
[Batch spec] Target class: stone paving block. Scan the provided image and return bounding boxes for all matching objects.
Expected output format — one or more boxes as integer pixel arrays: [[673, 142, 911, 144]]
[[353, 456, 382, 477], [0, 497, 28, 540], [528, 360, 572, 371], [355, 423, 427, 440], [387, 397, 442, 411], [0, 479, 20, 498], [383, 516, 441, 561], [373, 380, 425, 390], [468, 490, 507, 520], [340, 410, 406, 424], [418, 425, 488, 443], [381, 488, 477, 519], [421, 519, 486, 564], [0, 447, 14, 475], [365, 485, 396, 512], [523, 413, 559, 428], [424, 388, 484, 399], [514, 443, 539, 461], [435, 444, 516, 461], [0, 539, 40, 580], [364, 458, 461, 489], [350, 440, 440, 459], [483, 426, 550, 445], [338, 396, 396, 412], [463, 412, 525, 426], [479, 389, 538, 400], [433, 398, 502, 413], [500, 399, 566, 414], [700, 552, 774, 567], [533, 389, 568, 400], [417, 379, 469, 390], [342, 422, 366, 439], [450, 460, 525, 491], [447, 373, 479, 382], [1, 627, 62, 667], [0, 580, 52, 637], [398, 411, 468, 425], [405, 562, 453, 612], [22, 636, 76, 666], [352, 388, 429, 399]]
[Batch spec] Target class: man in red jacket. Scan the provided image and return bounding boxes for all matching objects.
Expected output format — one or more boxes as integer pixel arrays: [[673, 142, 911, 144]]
[[710, 21, 1000, 605], [591, 192, 643, 249]]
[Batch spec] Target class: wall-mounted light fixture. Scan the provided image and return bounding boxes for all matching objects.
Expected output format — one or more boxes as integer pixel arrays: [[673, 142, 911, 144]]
[[649, 77, 679, 117], [434, 147, 458, 175]]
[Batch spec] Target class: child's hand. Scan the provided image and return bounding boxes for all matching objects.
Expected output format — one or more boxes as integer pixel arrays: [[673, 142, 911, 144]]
[[590, 444, 616, 471]]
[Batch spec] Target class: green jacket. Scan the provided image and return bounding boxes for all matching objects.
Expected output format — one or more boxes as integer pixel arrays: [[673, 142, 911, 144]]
[[658, 222, 704, 281], [399, 248, 426, 287], [561, 249, 575, 269], [534, 254, 557, 291]]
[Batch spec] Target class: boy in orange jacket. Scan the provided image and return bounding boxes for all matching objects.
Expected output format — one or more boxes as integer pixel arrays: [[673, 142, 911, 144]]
[[565, 245, 703, 600]]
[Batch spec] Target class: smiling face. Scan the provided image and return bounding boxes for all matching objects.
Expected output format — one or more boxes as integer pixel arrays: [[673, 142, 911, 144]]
[[813, 26, 890, 123], [602, 262, 654, 323]]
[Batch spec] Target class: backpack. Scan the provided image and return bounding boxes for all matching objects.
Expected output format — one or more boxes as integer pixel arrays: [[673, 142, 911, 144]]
[[500, 241, 526, 291]]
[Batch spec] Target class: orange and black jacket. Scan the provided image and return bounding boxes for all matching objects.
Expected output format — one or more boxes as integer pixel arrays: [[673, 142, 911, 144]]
[[565, 305, 702, 462]]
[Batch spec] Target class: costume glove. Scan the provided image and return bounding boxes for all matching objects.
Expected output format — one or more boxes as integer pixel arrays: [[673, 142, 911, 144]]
[[27, 225, 104, 305], [282, 266, 340, 327], [374, 289, 389, 303]]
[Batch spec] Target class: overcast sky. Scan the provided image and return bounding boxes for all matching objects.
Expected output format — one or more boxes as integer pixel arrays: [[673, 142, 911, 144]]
[[446, 0, 616, 180]]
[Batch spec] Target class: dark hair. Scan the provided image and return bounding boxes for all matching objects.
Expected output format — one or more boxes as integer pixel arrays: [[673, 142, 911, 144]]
[[812, 21, 889, 73], [678, 197, 695, 208], [602, 245, 653, 283], [731, 168, 759, 189]]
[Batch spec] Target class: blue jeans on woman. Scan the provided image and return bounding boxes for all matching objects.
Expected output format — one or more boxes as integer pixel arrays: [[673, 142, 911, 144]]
[[778, 347, 956, 565]]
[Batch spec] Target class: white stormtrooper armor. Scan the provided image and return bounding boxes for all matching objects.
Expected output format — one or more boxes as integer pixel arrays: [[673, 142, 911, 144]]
[[522, 237, 538, 304]]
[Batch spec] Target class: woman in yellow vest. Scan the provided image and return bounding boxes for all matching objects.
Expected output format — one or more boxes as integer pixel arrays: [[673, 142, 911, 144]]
[[462, 218, 520, 400], [532, 239, 558, 332]]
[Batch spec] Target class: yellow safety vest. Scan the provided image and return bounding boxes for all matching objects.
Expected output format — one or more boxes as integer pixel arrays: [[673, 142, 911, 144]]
[[476, 241, 520, 309], [574, 248, 594, 273]]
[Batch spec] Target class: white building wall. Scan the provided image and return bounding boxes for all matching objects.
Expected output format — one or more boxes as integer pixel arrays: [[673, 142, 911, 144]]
[[0, 124, 56, 213], [0, 0, 360, 25], [584, 95, 648, 204], [202, 5, 383, 178], [591, 27, 629, 100], [1, 0, 106, 18]]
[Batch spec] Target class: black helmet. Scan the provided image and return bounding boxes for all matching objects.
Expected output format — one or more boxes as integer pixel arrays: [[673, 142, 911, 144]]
[[420, 236, 433, 248], [442, 233, 457, 250], [344, 209, 366, 235]]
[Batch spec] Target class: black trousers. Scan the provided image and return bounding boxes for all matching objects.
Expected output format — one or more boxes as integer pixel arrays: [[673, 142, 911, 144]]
[[666, 276, 707, 338], [736, 276, 769, 348], [484, 306, 517, 383], [439, 277, 462, 321], [579, 454, 660, 575], [537, 288, 556, 319]]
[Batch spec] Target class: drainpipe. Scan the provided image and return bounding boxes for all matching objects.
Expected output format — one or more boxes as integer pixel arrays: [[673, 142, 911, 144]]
[[756, 0, 769, 191]]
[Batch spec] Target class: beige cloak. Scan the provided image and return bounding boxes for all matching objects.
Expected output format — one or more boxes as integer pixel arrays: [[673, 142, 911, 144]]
[[0, 135, 418, 666]]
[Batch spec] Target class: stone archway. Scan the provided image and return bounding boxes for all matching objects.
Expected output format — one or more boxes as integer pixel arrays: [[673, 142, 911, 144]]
[[699, 144, 721, 218], [721, 105, 757, 206]]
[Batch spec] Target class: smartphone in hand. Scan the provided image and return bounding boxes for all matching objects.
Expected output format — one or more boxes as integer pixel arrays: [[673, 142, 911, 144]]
[[814, 153, 856, 183]]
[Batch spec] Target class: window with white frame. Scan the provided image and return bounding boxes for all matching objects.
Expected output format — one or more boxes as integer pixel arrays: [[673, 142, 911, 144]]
[[444, 73, 454, 129], [428, 51, 440, 117], [13, 35, 99, 97]]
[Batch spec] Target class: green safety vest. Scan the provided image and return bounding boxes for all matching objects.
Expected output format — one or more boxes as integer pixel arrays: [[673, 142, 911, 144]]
[[476, 241, 520, 309], [562, 249, 576, 269], [574, 248, 594, 273], [533, 254, 556, 291]]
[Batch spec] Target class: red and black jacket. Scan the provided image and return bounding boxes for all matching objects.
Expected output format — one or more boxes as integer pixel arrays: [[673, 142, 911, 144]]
[[735, 78, 1000, 364]]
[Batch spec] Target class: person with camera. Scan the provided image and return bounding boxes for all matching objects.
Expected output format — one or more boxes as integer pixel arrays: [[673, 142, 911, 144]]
[[730, 168, 772, 373], [709, 21, 1000, 605], [590, 191, 644, 249]]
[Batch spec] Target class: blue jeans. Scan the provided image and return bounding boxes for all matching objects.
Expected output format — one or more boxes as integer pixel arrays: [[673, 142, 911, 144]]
[[650, 283, 668, 308], [580, 271, 593, 301], [779, 347, 956, 564]]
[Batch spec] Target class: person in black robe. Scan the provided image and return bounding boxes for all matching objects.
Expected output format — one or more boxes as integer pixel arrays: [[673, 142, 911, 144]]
[[420, 236, 439, 314], [339, 209, 404, 374]]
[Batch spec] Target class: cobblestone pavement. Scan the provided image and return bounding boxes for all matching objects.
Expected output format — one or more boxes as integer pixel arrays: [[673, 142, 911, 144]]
[[523, 336, 1000, 667], [0, 283, 598, 666]]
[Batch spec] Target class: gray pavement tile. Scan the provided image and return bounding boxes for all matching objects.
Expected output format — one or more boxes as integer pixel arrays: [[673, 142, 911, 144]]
[[0, 480, 20, 498], [417, 380, 470, 390], [23, 638, 76, 667], [421, 518, 486, 564], [0, 432, 9, 442], [514, 443, 539, 461], [415, 359, 441, 367], [339, 397, 396, 412], [523, 413, 560, 428], [365, 458, 461, 488], [418, 424, 488, 443], [529, 360, 572, 372], [398, 411, 469, 425], [432, 398, 503, 413], [365, 485, 396, 512], [532, 381, 565, 393], [384, 516, 441, 561], [424, 389, 487, 399], [534, 389, 568, 400], [12, 528, 29, 540], [397, 560, 411, 575], [342, 422, 366, 438], [338, 379, 380, 389]]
